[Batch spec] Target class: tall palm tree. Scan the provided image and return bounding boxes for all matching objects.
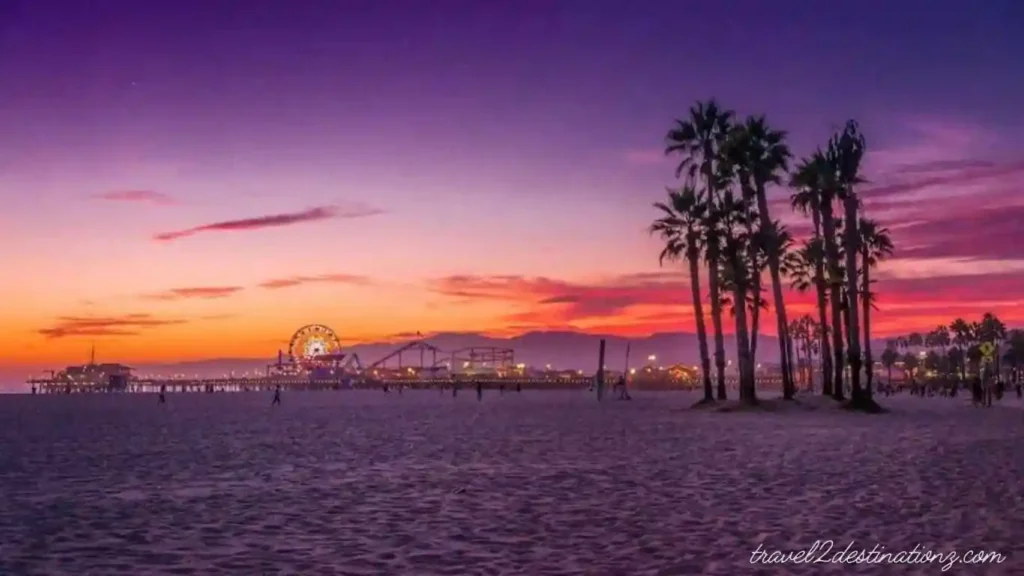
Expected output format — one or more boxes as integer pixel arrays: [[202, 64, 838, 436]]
[[783, 241, 828, 393], [791, 153, 840, 398], [858, 217, 893, 398], [666, 100, 735, 400], [716, 185, 758, 401], [830, 121, 867, 405], [726, 116, 795, 399], [650, 185, 714, 403]]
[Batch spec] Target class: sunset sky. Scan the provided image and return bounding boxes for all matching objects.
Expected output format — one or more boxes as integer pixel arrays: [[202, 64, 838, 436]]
[[2, 0, 1023, 372]]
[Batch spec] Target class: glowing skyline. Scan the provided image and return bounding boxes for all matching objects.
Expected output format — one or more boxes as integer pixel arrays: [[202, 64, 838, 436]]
[[2, 0, 1023, 372]]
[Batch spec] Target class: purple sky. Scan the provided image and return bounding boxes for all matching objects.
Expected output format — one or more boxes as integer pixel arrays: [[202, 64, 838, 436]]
[[1, 0, 1023, 370]]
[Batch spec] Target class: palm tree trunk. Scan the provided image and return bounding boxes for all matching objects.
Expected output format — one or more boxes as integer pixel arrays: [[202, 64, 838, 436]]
[[843, 196, 864, 405], [688, 245, 714, 402], [750, 287, 760, 362], [861, 248, 874, 399], [731, 280, 756, 403], [820, 200, 845, 400], [810, 205, 832, 396], [707, 242, 728, 400], [756, 188, 794, 399], [793, 333, 803, 390]]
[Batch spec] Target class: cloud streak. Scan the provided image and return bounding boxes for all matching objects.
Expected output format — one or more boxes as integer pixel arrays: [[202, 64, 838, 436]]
[[142, 286, 245, 301], [94, 190, 178, 205], [153, 204, 384, 242], [258, 273, 373, 289], [38, 314, 186, 339]]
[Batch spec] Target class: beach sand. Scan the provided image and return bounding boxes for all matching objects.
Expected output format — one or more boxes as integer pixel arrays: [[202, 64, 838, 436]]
[[0, 390, 1020, 575]]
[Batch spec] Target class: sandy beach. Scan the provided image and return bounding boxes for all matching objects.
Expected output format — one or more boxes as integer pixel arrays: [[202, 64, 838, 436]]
[[0, 390, 1020, 575]]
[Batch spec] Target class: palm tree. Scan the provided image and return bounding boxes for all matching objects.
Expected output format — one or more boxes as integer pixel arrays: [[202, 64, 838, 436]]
[[881, 345, 898, 390], [666, 100, 734, 400], [907, 332, 924, 348], [793, 151, 844, 400], [790, 158, 834, 397], [726, 116, 795, 399], [979, 312, 1006, 377], [716, 185, 758, 401], [830, 120, 870, 407], [858, 217, 893, 398], [650, 185, 714, 403]]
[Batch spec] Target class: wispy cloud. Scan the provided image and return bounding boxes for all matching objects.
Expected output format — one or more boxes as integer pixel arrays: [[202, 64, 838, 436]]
[[430, 272, 687, 321], [258, 273, 373, 289], [94, 190, 178, 205], [153, 204, 384, 242], [623, 149, 667, 166], [142, 286, 245, 300], [38, 314, 186, 339]]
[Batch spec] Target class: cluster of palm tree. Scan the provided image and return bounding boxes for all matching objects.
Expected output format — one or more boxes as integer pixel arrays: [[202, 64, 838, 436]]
[[650, 99, 894, 409], [880, 313, 1024, 386], [789, 315, 821, 390]]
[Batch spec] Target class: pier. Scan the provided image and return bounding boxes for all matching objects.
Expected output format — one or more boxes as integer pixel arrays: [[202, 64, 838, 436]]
[[25, 323, 784, 394]]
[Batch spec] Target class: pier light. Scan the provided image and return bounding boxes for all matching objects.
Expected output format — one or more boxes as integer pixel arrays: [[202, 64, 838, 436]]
[[647, 354, 656, 362], [629, 368, 636, 375], [545, 364, 551, 370]]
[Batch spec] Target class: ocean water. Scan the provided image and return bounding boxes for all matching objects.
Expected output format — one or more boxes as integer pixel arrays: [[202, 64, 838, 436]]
[[0, 390, 1021, 575]]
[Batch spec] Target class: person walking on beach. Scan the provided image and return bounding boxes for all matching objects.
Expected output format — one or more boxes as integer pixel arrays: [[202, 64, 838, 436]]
[[158, 383, 166, 404], [452, 382, 458, 398], [271, 384, 282, 406], [476, 380, 483, 402], [516, 382, 521, 393]]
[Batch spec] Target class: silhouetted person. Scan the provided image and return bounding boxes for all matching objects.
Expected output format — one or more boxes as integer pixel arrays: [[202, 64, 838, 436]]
[[31, 385, 36, 395], [617, 376, 631, 400], [272, 384, 281, 406], [452, 382, 458, 398], [516, 382, 521, 393], [971, 377, 982, 407], [476, 380, 483, 401], [500, 383, 505, 395], [158, 384, 166, 404]]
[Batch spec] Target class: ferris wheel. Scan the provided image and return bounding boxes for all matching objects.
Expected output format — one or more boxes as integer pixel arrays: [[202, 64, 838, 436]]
[[288, 324, 343, 363]]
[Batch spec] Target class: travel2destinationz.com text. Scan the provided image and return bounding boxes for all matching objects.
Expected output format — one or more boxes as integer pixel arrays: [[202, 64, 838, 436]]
[[750, 540, 1007, 572]]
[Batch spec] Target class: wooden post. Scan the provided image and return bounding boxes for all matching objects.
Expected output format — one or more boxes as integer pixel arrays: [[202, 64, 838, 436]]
[[596, 339, 606, 401]]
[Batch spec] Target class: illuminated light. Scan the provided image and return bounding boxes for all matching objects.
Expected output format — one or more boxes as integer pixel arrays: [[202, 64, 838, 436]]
[[647, 355, 656, 362], [629, 368, 636, 375]]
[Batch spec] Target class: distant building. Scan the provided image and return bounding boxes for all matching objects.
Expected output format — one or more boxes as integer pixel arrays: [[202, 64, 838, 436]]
[[55, 362, 133, 390]]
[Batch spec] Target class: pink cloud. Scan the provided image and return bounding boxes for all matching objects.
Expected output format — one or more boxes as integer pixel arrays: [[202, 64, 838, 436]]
[[94, 190, 177, 205], [153, 204, 384, 242], [624, 149, 668, 166]]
